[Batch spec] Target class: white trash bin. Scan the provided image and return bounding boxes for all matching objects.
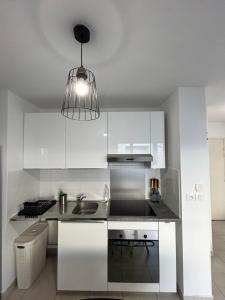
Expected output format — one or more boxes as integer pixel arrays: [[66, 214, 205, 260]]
[[15, 222, 48, 289]]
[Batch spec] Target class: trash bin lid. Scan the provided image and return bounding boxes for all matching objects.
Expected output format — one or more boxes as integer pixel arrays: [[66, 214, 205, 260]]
[[15, 222, 48, 244]]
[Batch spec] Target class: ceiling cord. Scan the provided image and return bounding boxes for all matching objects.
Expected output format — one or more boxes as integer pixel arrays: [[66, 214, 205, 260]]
[[81, 43, 83, 67]]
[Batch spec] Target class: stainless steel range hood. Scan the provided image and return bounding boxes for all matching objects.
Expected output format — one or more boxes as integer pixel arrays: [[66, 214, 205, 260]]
[[107, 154, 153, 166]]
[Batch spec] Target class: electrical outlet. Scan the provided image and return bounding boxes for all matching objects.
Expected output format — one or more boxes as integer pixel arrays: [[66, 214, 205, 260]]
[[186, 194, 195, 201], [195, 193, 204, 201]]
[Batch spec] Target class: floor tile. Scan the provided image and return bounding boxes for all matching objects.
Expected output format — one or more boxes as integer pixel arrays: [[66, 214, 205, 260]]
[[212, 256, 225, 274], [56, 291, 93, 300], [86, 291, 123, 299], [213, 284, 225, 300], [213, 240, 225, 251], [212, 221, 225, 232], [1, 288, 25, 300], [213, 271, 225, 296], [123, 292, 157, 300], [157, 293, 180, 300], [55, 295, 77, 300], [21, 257, 56, 300], [214, 251, 225, 264]]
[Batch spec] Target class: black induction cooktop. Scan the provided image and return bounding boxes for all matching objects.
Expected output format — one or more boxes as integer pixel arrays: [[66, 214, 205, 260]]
[[109, 200, 156, 217]]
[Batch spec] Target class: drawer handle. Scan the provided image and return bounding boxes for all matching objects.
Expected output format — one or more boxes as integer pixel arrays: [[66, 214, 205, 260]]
[[61, 220, 105, 223]]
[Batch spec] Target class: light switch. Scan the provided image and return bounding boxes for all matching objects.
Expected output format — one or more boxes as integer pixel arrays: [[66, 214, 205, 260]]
[[195, 183, 203, 193]]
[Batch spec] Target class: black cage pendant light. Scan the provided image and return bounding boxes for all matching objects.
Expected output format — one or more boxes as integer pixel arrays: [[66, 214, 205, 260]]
[[61, 24, 100, 121]]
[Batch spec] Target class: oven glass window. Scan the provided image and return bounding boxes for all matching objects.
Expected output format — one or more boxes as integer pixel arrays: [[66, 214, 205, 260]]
[[108, 232, 159, 283]]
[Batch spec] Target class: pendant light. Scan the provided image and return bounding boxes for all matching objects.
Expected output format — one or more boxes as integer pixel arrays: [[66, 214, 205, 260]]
[[61, 24, 100, 121]]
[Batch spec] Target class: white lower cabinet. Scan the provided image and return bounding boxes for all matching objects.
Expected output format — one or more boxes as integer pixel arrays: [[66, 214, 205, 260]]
[[57, 220, 176, 292], [159, 222, 177, 292], [57, 221, 108, 291]]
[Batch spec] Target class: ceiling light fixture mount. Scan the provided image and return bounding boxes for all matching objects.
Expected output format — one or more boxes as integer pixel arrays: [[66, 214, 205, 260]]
[[61, 24, 100, 121]]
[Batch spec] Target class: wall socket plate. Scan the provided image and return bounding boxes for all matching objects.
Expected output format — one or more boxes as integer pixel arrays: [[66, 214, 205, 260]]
[[186, 192, 204, 201], [186, 194, 195, 201]]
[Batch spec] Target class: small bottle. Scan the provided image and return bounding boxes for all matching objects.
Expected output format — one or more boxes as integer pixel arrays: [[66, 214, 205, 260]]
[[103, 184, 110, 202]]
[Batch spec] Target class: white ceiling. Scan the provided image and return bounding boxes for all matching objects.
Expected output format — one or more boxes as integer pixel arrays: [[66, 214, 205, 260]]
[[0, 0, 225, 121]]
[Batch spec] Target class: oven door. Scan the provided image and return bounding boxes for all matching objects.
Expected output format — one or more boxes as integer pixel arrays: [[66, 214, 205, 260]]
[[108, 230, 159, 284]]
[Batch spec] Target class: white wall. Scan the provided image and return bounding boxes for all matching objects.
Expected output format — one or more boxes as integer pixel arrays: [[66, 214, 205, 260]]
[[161, 88, 212, 298], [0, 91, 40, 292], [208, 122, 225, 138], [179, 88, 212, 297]]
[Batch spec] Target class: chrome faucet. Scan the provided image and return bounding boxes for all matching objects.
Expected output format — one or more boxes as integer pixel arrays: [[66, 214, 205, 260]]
[[76, 193, 87, 202]]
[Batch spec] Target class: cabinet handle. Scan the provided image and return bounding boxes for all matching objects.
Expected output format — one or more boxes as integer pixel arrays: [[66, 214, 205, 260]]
[[61, 220, 105, 223]]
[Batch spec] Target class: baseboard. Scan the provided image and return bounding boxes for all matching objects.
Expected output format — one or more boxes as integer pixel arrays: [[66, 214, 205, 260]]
[[0, 279, 17, 297], [177, 285, 214, 300]]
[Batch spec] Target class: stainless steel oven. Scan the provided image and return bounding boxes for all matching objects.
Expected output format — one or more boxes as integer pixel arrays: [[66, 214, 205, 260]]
[[108, 229, 159, 284]]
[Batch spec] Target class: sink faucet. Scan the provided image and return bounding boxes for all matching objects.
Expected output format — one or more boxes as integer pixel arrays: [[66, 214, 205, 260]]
[[76, 193, 87, 202]]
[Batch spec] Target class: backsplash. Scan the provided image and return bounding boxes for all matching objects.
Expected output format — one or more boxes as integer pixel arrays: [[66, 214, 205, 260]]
[[40, 169, 110, 200], [40, 168, 160, 201]]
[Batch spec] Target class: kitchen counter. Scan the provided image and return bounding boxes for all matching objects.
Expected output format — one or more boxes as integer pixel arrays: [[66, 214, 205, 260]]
[[11, 199, 179, 222], [11, 200, 109, 221]]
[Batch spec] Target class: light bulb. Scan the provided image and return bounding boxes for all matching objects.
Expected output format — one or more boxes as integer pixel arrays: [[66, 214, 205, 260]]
[[75, 78, 89, 96]]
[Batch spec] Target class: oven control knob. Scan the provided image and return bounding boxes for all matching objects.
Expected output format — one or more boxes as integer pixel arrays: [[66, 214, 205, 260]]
[[119, 234, 123, 238], [144, 234, 147, 239]]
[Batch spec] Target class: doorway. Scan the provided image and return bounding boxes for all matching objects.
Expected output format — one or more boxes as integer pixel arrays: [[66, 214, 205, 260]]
[[209, 138, 225, 220]]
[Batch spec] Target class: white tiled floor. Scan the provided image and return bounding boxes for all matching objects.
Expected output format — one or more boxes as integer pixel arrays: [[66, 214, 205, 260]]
[[2, 221, 225, 300], [212, 221, 225, 300]]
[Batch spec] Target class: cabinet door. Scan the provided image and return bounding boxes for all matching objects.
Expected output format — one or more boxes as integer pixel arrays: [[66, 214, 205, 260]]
[[58, 221, 108, 291], [108, 112, 150, 154], [66, 112, 107, 168], [24, 113, 66, 169], [150, 112, 165, 168], [159, 222, 176, 292]]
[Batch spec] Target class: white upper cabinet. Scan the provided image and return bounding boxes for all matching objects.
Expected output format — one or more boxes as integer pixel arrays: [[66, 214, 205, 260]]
[[108, 112, 151, 154], [66, 112, 108, 168], [24, 111, 165, 169], [24, 113, 66, 169], [150, 112, 165, 169]]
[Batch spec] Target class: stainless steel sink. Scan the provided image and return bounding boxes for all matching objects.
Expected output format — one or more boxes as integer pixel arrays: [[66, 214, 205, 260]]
[[72, 202, 98, 215]]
